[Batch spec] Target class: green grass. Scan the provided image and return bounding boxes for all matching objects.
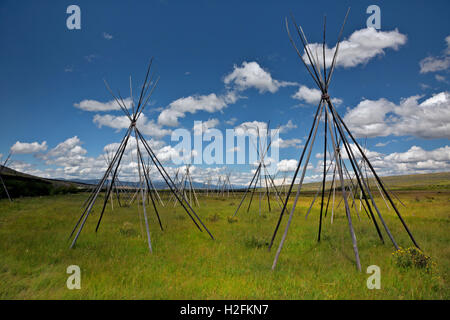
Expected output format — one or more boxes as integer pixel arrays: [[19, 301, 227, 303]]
[[0, 190, 448, 299]]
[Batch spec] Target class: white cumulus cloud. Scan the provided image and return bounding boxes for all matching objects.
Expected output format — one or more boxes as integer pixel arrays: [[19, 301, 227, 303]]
[[93, 113, 171, 138], [303, 28, 407, 69], [74, 97, 132, 112], [224, 61, 296, 93], [277, 159, 298, 172], [10, 141, 48, 154], [343, 91, 450, 139], [419, 35, 450, 73], [158, 93, 231, 127]]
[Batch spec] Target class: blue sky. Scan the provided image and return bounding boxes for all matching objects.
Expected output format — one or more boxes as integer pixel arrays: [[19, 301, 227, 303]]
[[0, 0, 449, 185]]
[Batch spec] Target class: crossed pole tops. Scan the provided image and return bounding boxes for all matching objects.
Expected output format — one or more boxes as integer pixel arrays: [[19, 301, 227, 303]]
[[286, 8, 350, 99], [104, 57, 160, 131]]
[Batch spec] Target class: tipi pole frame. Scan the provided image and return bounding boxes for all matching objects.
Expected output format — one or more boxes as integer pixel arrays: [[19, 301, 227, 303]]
[[325, 103, 387, 242], [145, 162, 165, 207], [263, 165, 272, 212], [326, 101, 397, 247], [174, 168, 188, 207], [236, 121, 278, 217], [341, 165, 362, 221], [95, 126, 134, 233], [246, 165, 261, 213], [305, 150, 336, 220], [70, 126, 131, 237], [318, 107, 328, 241], [136, 128, 215, 240], [262, 162, 286, 209], [324, 103, 361, 271], [268, 100, 323, 250], [269, 7, 416, 270], [148, 170, 165, 207], [135, 132, 164, 232], [187, 166, 200, 207], [333, 108, 419, 248], [135, 132, 153, 253], [70, 126, 132, 247], [69, 59, 215, 249], [340, 156, 372, 220], [233, 163, 261, 217], [324, 165, 336, 219], [305, 183, 321, 220], [81, 185, 96, 209], [378, 177, 407, 208]]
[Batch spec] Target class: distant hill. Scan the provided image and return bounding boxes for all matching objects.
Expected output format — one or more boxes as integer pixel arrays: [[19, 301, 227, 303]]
[[290, 171, 450, 192], [0, 165, 92, 199], [0, 165, 243, 199], [0, 165, 92, 187], [1, 164, 449, 200]]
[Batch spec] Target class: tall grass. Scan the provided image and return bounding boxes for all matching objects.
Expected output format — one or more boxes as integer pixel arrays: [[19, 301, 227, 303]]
[[0, 190, 448, 299]]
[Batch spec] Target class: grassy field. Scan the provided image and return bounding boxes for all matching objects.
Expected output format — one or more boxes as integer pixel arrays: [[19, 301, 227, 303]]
[[0, 186, 448, 299]]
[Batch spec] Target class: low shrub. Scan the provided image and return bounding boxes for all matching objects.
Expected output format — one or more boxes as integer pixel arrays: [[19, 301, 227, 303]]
[[208, 213, 220, 222], [227, 216, 238, 223], [392, 247, 435, 273]]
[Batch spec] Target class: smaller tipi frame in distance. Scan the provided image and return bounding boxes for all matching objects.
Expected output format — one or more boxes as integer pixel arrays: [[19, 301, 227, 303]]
[[143, 158, 165, 208], [171, 164, 200, 207], [204, 174, 214, 197], [102, 150, 126, 210], [69, 59, 214, 252], [128, 156, 165, 208], [218, 170, 235, 198], [269, 9, 420, 271], [233, 122, 286, 217]]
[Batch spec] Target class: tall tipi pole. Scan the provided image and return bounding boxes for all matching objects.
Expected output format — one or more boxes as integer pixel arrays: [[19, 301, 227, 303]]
[[69, 59, 214, 251], [270, 10, 419, 271]]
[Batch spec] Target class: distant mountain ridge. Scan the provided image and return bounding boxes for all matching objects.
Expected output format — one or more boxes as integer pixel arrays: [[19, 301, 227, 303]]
[[63, 177, 243, 190], [2, 164, 449, 200]]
